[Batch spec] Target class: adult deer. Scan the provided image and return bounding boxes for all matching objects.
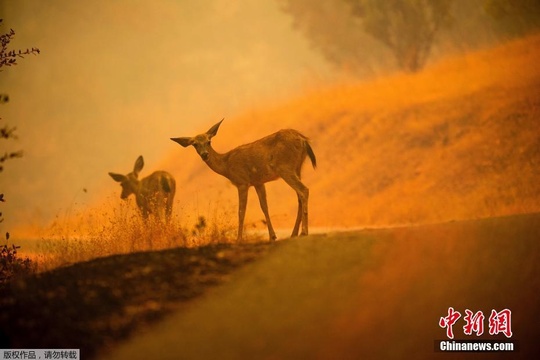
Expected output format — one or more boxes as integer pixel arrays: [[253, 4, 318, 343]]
[[109, 155, 176, 222], [171, 119, 316, 241]]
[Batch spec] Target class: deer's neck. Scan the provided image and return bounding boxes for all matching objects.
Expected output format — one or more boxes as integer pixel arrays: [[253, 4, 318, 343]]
[[205, 146, 230, 179]]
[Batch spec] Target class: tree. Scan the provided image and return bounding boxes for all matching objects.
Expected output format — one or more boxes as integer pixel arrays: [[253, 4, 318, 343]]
[[345, 0, 453, 72], [279, 0, 385, 76], [1, 18, 39, 223], [484, 0, 540, 38], [280, 0, 453, 73], [0, 19, 39, 282], [0, 19, 40, 173]]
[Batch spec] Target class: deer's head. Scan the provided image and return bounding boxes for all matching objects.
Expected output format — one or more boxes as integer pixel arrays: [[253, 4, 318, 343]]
[[109, 155, 144, 199], [171, 119, 224, 161]]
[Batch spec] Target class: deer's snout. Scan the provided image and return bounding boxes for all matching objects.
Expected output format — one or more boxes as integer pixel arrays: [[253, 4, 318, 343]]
[[200, 151, 209, 161]]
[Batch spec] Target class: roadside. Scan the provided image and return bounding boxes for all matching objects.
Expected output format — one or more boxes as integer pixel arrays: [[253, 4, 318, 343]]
[[1, 213, 538, 359], [0, 241, 275, 358], [103, 213, 540, 359]]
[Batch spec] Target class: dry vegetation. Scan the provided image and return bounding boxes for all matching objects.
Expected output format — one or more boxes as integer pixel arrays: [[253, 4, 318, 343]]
[[0, 240, 274, 358], [161, 33, 540, 229], [17, 33, 539, 271], [2, 198, 270, 357], [28, 197, 264, 272]]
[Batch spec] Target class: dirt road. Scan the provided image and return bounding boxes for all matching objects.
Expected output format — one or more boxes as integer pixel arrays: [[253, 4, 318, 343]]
[[103, 213, 540, 359]]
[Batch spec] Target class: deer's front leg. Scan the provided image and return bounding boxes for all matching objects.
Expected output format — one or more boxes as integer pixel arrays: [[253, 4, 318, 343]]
[[138, 204, 149, 220], [237, 185, 249, 242], [255, 184, 277, 241]]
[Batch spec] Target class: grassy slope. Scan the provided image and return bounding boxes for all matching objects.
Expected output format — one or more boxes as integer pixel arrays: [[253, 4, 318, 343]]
[[162, 34, 540, 230], [0, 243, 273, 358]]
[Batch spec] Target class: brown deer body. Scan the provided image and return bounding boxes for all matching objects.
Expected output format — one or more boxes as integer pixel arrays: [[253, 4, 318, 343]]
[[171, 119, 316, 241], [109, 156, 176, 222]]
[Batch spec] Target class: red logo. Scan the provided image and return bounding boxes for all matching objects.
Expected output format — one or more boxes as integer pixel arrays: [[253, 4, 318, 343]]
[[439, 307, 461, 339], [488, 309, 513, 338], [439, 307, 512, 339]]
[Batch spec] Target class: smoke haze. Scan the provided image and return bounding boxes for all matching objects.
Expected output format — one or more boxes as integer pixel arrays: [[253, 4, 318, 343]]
[[2, 0, 538, 237], [0, 0, 335, 232]]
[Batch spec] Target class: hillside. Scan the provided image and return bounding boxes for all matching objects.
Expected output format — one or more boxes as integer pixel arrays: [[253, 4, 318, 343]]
[[161, 34, 540, 231]]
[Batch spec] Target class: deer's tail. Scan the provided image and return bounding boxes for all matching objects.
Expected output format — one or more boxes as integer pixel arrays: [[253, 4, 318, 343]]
[[305, 141, 317, 169]]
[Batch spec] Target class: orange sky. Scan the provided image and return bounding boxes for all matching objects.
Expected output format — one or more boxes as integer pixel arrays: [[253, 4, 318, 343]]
[[0, 0, 337, 232]]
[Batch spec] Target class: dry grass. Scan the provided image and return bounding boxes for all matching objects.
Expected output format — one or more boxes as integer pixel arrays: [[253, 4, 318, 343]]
[[1, 237, 274, 359], [30, 197, 263, 272], [161, 33, 540, 229], [17, 34, 540, 271]]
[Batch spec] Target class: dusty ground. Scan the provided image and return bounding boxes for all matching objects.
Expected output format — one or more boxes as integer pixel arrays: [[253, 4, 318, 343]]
[[0, 242, 275, 358]]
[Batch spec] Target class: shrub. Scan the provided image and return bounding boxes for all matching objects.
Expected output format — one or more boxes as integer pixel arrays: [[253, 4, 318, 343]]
[[0, 241, 35, 287]]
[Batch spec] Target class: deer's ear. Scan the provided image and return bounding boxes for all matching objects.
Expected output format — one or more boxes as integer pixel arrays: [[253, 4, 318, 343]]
[[134, 156, 144, 175], [206, 118, 224, 138], [171, 137, 194, 147], [109, 172, 126, 182]]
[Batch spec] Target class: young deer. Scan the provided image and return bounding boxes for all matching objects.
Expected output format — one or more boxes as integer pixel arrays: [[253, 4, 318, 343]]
[[171, 119, 316, 241], [109, 156, 176, 222]]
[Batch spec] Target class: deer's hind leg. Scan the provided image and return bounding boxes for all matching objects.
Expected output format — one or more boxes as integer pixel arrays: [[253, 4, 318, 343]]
[[282, 173, 309, 237], [291, 193, 302, 237]]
